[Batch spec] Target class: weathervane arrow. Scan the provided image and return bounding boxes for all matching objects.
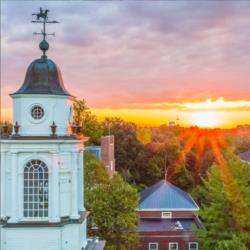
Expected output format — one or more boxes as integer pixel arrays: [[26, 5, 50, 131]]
[[31, 8, 59, 56]]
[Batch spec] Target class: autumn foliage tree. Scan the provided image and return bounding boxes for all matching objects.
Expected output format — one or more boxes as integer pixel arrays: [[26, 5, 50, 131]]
[[73, 99, 222, 191]]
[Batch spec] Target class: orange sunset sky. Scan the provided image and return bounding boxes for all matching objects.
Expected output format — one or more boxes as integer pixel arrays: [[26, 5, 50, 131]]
[[1, 1, 250, 128]]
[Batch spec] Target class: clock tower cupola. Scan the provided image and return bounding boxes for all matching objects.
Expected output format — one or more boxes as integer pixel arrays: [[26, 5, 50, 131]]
[[11, 14, 73, 137], [0, 8, 89, 250]]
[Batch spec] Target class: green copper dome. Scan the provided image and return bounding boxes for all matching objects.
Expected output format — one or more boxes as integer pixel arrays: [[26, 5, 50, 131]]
[[12, 56, 71, 96]]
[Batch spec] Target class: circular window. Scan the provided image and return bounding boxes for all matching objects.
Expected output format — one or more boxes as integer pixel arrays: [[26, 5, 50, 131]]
[[31, 105, 44, 120]]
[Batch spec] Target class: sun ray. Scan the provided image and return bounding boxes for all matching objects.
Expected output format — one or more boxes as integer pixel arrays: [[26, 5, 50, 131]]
[[194, 130, 206, 182], [168, 129, 198, 181], [208, 133, 250, 231]]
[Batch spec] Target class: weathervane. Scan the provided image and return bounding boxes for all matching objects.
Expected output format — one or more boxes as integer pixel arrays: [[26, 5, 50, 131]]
[[31, 8, 59, 57]]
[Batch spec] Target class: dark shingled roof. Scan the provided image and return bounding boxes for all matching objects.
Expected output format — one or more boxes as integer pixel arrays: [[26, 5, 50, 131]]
[[139, 180, 199, 211], [239, 150, 250, 163], [12, 56, 71, 96]]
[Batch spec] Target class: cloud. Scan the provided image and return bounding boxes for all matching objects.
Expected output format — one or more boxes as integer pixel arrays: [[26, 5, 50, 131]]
[[109, 98, 250, 112], [1, 1, 250, 112]]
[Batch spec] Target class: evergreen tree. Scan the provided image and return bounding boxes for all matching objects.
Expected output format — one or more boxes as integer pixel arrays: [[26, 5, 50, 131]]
[[197, 153, 250, 249]]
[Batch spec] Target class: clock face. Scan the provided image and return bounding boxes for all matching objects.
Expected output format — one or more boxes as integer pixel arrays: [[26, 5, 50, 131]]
[[31, 105, 45, 120]]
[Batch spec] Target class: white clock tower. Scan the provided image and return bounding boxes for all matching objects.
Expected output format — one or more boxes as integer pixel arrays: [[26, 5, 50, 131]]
[[0, 8, 89, 250]]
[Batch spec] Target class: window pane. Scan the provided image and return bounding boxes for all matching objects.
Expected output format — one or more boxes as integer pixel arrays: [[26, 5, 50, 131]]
[[24, 160, 48, 219], [24, 188, 28, 195], [189, 243, 198, 250], [170, 243, 178, 250], [149, 243, 158, 250]]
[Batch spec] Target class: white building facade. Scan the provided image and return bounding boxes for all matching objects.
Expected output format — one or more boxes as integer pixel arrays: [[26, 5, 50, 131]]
[[0, 36, 88, 249]]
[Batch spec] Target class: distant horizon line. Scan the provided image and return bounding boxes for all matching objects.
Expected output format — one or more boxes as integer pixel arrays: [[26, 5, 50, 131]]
[[1, 117, 249, 130]]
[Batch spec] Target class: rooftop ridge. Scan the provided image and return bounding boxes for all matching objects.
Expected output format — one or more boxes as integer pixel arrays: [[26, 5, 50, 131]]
[[140, 180, 165, 203], [139, 179, 199, 211]]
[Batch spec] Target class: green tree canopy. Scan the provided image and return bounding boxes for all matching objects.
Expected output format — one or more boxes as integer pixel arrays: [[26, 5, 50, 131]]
[[73, 99, 103, 145], [84, 152, 139, 250]]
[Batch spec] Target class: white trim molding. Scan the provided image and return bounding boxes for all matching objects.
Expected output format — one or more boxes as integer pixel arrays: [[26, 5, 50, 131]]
[[188, 242, 199, 250], [148, 242, 158, 250], [169, 242, 178, 250]]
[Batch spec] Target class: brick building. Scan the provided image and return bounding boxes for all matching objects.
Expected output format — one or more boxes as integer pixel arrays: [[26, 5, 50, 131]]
[[85, 135, 115, 177], [137, 180, 203, 250]]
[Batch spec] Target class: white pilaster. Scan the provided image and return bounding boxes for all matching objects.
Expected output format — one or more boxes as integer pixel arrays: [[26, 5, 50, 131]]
[[70, 151, 79, 219], [9, 152, 18, 223], [79, 150, 84, 212], [51, 153, 60, 222], [0, 150, 6, 218], [18, 169, 23, 220]]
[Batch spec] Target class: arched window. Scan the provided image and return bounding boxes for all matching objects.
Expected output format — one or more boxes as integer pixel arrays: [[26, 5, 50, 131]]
[[24, 160, 48, 218]]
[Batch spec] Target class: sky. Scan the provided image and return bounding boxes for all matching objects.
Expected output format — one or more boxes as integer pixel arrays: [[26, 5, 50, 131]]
[[1, 1, 250, 128]]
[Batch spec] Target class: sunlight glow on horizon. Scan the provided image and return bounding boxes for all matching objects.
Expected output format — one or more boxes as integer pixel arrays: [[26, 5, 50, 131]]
[[191, 111, 221, 128], [90, 98, 250, 128], [182, 97, 250, 111], [1, 98, 250, 128]]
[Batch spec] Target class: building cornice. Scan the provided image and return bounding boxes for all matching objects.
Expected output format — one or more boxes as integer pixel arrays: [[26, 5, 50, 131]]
[[1, 211, 89, 228]]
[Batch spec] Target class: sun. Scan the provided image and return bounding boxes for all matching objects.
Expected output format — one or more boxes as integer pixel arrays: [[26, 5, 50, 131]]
[[192, 111, 220, 128]]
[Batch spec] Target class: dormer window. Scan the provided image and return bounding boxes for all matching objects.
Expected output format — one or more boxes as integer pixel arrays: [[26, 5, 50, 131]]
[[31, 105, 44, 120], [162, 211, 172, 218]]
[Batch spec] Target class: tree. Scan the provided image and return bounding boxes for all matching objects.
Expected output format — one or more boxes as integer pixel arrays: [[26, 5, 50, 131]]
[[102, 117, 146, 185], [73, 99, 103, 145], [0, 122, 13, 135], [185, 151, 198, 175], [136, 127, 152, 145], [215, 235, 247, 250], [84, 151, 109, 190], [235, 137, 250, 154], [84, 152, 139, 249], [171, 165, 194, 192], [144, 155, 164, 186], [197, 153, 250, 249], [200, 150, 215, 177]]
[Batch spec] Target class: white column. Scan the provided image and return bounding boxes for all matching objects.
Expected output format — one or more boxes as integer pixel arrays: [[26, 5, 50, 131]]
[[18, 169, 23, 220], [79, 150, 84, 212], [9, 152, 18, 223], [70, 151, 79, 219], [51, 153, 60, 222], [0, 150, 6, 218]]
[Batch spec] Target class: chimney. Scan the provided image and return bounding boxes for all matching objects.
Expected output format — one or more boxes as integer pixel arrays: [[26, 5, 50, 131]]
[[101, 135, 115, 177]]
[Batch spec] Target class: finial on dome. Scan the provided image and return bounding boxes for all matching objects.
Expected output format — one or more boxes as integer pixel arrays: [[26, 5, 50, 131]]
[[39, 40, 49, 58], [31, 8, 59, 57]]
